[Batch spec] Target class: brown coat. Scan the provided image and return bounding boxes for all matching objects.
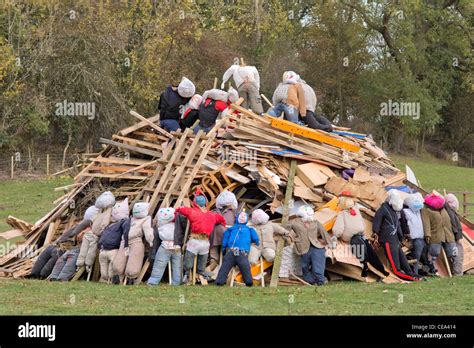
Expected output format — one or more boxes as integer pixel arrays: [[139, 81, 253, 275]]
[[288, 218, 331, 255], [253, 222, 288, 250], [287, 83, 306, 117], [91, 207, 112, 237], [421, 207, 455, 244]]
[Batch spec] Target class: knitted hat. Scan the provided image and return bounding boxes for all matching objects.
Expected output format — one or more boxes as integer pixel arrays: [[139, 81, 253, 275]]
[[177, 77, 195, 98], [251, 209, 270, 225]]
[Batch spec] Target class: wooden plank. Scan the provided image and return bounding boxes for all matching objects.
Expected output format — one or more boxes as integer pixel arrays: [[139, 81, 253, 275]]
[[129, 110, 173, 138], [43, 219, 60, 247], [202, 159, 251, 184], [0, 230, 25, 240], [161, 131, 204, 207], [99, 138, 161, 158], [149, 129, 192, 213], [118, 115, 160, 136], [80, 173, 149, 181], [270, 159, 297, 287], [112, 134, 163, 151], [268, 116, 361, 153]]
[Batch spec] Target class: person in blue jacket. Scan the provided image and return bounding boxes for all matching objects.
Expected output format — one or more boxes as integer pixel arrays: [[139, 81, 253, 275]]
[[215, 211, 260, 287]]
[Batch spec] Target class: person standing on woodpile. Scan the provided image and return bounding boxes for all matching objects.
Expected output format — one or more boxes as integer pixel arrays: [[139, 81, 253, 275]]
[[175, 189, 227, 283], [76, 191, 115, 273], [208, 190, 238, 274], [30, 205, 99, 279], [248, 209, 291, 265], [267, 71, 306, 124], [298, 77, 333, 132], [158, 77, 196, 132], [444, 193, 464, 276], [373, 190, 420, 281], [333, 192, 389, 279], [400, 193, 427, 276], [112, 201, 154, 285], [287, 205, 334, 286], [215, 211, 260, 287], [179, 94, 202, 130], [97, 202, 132, 283], [221, 57, 263, 114], [147, 207, 183, 286], [421, 192, 458, 275], [194, 87, 239, 134]]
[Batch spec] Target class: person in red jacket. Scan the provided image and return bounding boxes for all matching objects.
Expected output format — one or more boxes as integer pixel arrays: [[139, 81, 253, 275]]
[[175, 189, 226, 283]]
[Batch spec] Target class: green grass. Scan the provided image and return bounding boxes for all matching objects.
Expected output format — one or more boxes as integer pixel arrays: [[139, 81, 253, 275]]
[[391, 153, 474, 218], [0, 178, 73, 247], [0, 276, 472, 315]]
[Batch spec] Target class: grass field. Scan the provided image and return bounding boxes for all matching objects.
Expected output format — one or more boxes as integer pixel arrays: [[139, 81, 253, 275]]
[[0, 154, 473, 316], [0, 276, 472, 315]]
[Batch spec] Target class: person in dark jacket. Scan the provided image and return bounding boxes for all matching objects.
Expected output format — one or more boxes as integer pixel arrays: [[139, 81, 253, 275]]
[[373, 190, 420, 281], [30, 206, 98, 279], [158, 77, 195, 132], [179, 94, 202, 130], [444, 193, 464, 276], [195, 88, 238, 134], [215, 212, 260, 287], [98, 218, 130, 283]]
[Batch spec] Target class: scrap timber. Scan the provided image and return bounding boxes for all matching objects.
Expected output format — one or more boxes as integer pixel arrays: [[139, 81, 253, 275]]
[[1, 105, 472, 282]]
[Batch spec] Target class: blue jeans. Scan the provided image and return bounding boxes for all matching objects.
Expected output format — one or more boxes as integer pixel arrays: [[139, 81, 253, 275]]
[[215, 250, 253, 287], [267, 103, 299, 123], [300, 246, 327, 285], [160, 119, 180, 132], [411, 238, 425, 274], [147, 245, 182, 286], [193, 124, 213, 134]]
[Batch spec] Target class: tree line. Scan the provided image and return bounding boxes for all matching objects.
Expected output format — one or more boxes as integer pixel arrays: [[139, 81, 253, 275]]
[[0, 0, 472, 165]]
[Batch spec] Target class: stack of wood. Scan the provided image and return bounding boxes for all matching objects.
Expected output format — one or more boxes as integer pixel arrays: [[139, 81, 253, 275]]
[[1, 104, 473, 283]]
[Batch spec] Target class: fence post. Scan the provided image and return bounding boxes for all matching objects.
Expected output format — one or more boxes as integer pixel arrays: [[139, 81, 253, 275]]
[[10, 156, 14, 179], [463, 192, 468, 218], [46, 154, 50, 178]]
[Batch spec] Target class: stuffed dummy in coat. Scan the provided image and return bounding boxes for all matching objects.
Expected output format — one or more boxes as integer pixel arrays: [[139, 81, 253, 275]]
[[76, 192, 116, 272], [112, 201, 153, 285], [333, 192, 388, 278]]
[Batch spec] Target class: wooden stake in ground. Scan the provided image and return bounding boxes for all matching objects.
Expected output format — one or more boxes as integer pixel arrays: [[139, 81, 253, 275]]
[[11, 156, 14, 179], [270, 159, 297, 287], [46, 154, 50, 178]]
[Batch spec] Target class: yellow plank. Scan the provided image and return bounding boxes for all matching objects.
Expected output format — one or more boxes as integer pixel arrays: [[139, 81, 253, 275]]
[[268, 116, 361, 153]]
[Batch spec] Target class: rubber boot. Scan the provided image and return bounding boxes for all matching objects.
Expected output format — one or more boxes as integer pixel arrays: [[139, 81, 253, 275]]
[[111, 275, 120, 285], [126, 277, 135, 285]]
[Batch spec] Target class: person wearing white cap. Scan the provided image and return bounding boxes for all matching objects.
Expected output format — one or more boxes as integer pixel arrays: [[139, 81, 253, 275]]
[[158, 77, 196, 132]]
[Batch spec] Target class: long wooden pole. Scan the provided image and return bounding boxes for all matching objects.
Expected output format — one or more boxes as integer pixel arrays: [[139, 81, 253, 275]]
[[10, 156, 14, 179], [270, 159, 297, 287]]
